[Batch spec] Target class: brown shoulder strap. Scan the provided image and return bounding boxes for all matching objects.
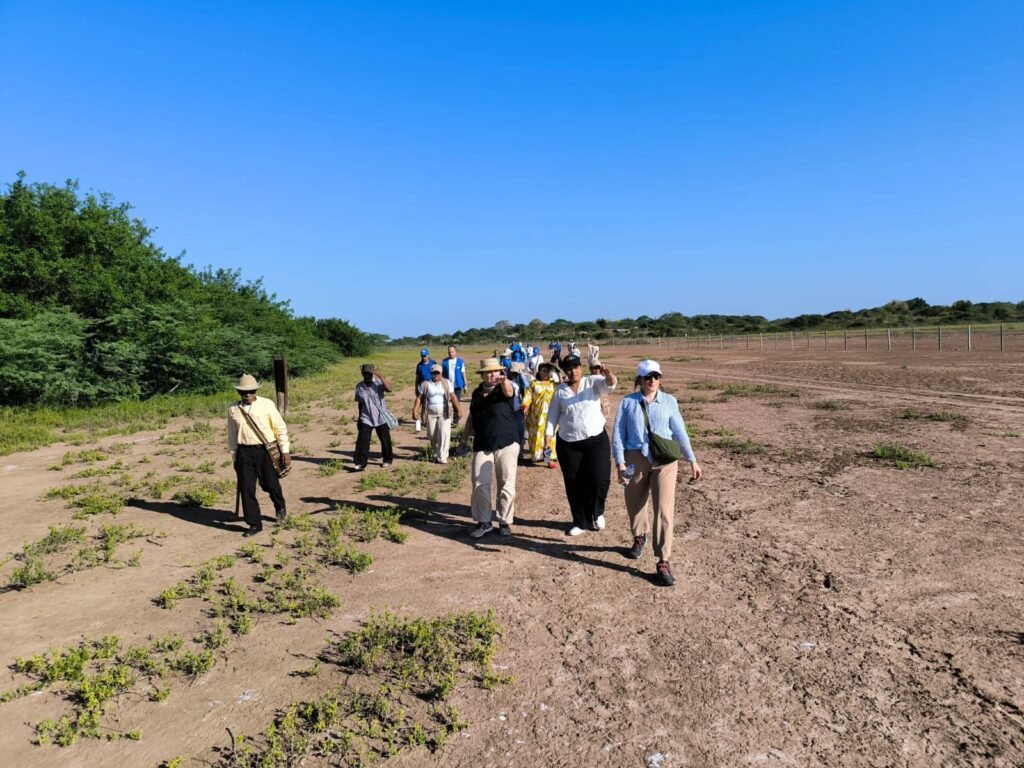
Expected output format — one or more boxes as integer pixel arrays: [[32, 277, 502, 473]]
[[238, 403, 270, 446]]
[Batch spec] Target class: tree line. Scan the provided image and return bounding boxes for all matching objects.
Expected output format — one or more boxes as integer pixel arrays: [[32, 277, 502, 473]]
[[0, 174, 375, 407], [392, 298, 1024, 347]]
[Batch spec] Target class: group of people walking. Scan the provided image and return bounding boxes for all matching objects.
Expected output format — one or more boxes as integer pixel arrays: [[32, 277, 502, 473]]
[[225, 344, 701, 587]]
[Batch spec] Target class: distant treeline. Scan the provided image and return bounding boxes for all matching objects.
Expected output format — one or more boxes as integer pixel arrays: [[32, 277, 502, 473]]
[[393, 298, 1024, 347], [0, 174, 377, 407]]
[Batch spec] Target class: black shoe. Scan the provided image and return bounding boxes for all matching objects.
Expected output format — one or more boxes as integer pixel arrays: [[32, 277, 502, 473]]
[[656, 560, 676, 587], [353, 464, 366, 472], [626, 534, 647, 560], [498, 524, 512, 537], [275, 509, 287, 524], [242, 527, 263, 538]]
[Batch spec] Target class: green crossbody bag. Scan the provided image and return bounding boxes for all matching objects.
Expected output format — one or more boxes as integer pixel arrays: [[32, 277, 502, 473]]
[[639, 398, 681, 466]]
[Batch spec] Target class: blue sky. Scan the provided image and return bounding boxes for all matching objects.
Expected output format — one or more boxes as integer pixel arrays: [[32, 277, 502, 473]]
[[2, 1, 1021, 338]]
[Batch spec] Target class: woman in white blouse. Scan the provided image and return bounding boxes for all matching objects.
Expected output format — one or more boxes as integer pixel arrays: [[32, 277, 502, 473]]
[[545, 354, 617, 535]]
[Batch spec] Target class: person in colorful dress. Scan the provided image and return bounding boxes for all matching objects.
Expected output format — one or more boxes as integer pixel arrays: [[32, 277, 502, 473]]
[[521, 363, 559, 467]]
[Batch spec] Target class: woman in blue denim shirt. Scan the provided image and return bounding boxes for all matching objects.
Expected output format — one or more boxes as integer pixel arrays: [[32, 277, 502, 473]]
[[611, 359, 702, 586]]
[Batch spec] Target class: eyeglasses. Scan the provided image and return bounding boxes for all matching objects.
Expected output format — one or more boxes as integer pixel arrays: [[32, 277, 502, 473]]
[[643, 373, 662, 381]]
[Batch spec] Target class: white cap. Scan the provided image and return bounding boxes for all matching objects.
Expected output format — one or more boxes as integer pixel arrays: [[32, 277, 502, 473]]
[[636, 359, 662, 377]]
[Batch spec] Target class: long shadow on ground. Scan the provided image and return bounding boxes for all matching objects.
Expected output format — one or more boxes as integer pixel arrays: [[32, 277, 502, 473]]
[[126, 498, 255, 531], [368, 493, 651, 581]]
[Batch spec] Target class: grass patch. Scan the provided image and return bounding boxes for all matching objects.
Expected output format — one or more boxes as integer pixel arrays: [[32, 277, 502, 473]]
[[43, 481, 126, 518], [172, 479, 234, 508], [2, 633, 217, 746], [811, 399, 850, 411], [871, 443, 934, 469], [317, 458, 345, 477], [358, 456, 468, 497], [713, 436, 769, 455], [161, 422, 216, 445], [901, 409, 968, 425], [223, 610, 505, 767]]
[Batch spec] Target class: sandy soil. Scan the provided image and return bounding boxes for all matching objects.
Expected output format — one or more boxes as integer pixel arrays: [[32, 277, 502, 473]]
[[2, 346, 1024, 768]]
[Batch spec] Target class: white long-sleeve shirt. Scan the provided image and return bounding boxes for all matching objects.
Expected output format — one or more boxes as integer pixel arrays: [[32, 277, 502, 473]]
[[545, 375, 615, 442]]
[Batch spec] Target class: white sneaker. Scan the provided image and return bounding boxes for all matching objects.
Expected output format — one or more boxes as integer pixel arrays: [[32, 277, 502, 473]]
[[415, 419, 422, 432], [566, 526, 586, 537], [595, 515, 606, 530], [470, 523, 493, 539]]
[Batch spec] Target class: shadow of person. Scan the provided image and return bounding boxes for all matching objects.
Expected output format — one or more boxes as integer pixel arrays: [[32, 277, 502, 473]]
[[291, 455, 343, 466], [126, 498, 252, 531], [366, 493, 648, 578], [299, 496, 403, 515]]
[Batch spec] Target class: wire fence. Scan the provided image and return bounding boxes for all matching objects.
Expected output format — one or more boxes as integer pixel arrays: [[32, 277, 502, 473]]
[[606, 325, 1024, 353]]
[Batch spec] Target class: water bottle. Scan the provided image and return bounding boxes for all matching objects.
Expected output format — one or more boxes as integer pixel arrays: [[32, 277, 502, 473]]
[[618, 464, 635, 489], [543, 446, 552, 464]]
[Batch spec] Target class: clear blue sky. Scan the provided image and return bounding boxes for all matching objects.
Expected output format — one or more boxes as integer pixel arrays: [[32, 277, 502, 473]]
[[2, 1, 1021, 338]]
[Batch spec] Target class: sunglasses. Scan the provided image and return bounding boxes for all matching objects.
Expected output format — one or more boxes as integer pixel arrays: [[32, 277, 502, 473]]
[[238, 390, 257, 396], [642, 373, 662, 381]]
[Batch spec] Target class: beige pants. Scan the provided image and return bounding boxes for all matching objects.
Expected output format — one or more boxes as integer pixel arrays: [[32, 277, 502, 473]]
[[623, 449, 679, 561], [471, 442, 519, 525], [425, 406, 451, 463]]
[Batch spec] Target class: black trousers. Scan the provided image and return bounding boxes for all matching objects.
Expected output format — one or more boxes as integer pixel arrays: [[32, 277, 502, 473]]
[[355, 422, 393, 466], [555, 430, 611, 529], [235, 444, 286, 529]]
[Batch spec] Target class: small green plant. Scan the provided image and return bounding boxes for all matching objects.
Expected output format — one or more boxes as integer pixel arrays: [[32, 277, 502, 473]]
[[812, 399, 849, 410], [871, 443, 934, 469], [161, 422, 216, 445], [318, 458, 345, 477], [714, 436, 769, 455], [172, 479, 233, 507], [902, 409, 967, 424]]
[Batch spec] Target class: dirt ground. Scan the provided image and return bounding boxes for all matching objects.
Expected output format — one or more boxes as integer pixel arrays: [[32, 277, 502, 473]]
[[2, 346, 1024, 768]]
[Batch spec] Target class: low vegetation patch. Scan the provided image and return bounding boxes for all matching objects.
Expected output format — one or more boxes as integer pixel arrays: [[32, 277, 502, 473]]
[[0, 632, 224, 746], [223, 611, 507, 767], [358, 456, 468, 497], [811, 399, 851, 411], [161, 422, 216, 445], [871, 443, 934, 469], [42, 481, 127, 518], [901, 409, 968, 425]]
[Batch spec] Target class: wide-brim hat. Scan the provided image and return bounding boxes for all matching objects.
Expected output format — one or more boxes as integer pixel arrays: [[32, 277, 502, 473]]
[[235, 373, 260, 391], [637, 359, 662, 377], [477, 357, 504, 374]]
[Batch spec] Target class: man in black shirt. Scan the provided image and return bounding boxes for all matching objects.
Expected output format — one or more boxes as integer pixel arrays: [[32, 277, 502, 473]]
[[460, 357, 519, 538]]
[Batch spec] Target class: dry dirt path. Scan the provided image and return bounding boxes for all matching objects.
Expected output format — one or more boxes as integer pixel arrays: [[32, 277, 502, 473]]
[[2, 348, 1023, 767]]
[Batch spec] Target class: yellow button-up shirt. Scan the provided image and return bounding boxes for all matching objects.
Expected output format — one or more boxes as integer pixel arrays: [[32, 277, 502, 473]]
[[227, 396, 290, 454]]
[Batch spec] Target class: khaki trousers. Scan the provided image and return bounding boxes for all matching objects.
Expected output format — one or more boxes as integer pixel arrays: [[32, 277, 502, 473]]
[[425, 406, 451, 463], [471, 442, 519, 525], [623, 449, 679, 561]]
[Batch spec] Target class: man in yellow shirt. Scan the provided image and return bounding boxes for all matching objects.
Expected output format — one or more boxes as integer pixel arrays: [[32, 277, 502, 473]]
[[227, 374, 291, 536]]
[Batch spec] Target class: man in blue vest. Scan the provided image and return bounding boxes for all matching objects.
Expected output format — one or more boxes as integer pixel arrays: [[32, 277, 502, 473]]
[[442, 345, 467, 426]]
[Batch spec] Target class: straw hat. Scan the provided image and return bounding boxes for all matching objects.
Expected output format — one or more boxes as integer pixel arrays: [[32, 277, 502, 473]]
[[477, 357, 504, 374], [235, 373, 260, 391]]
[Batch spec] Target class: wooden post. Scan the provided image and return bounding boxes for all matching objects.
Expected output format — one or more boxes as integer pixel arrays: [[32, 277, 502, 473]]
[[790, 331, 794, 350], [746, 335, 749, 350], [864, 327, 868, 350], [759, 333, 763, 351], [720, 333, 723, 350], [774, 332, 778, 351], [843, 329, 848, 351], [806, 330, 810, 350], [938, 325, 942, 351], [1001, 324, 1005, 352], [824, 330, 828, 351], [273, 356, 289, 416], [968, 324, 972, 351], [887, 328, 891, 351]]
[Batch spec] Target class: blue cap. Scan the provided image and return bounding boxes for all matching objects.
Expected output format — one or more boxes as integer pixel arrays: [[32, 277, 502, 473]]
[[420, 348, 429, 356]]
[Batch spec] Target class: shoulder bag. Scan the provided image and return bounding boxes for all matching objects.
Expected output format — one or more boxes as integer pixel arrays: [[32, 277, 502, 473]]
[[238, 403, 291, 478], [639, 398, 681, 466]]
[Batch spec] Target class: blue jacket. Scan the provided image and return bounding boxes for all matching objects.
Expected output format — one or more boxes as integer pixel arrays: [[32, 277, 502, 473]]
[[415, 359, 436, 386], [441, 357, 466, 389]]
